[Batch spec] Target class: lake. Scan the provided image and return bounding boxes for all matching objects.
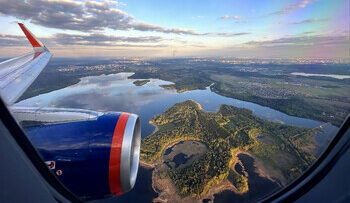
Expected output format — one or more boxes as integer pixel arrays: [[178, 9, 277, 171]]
[[16, 72, 339, 202], [291, 72, 350, 79]]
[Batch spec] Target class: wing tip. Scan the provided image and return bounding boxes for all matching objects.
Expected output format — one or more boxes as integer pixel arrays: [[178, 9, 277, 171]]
[[17, 23, 45, 49]]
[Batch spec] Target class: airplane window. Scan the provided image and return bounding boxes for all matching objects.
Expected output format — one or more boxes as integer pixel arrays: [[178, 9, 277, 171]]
[[0, 0, 349, 202]]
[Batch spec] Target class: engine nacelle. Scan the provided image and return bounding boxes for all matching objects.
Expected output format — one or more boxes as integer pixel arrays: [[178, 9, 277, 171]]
[[21, 112, 141, 200]]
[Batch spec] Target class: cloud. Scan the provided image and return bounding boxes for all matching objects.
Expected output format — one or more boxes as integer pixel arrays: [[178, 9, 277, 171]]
[[288, 18, 328, 25], [0, 0, 246, 37], [214, 32, 250, 37], [235, 20, 249, 24], [194, 15, 204, 19], [245, 35, 349, 48], [221, 1, 315, 22], [0, 34, 27, 46], [0, 0, 133, 32], [0, 30, 249, 53], [302, 31, 315, 35], [220, 15, 243, 20], [0, 32, 164, 47], [131, 22, 201, 35], [54, 33, 163, 46], [220, 15, 230, 19], [268, 0, 316, 16]]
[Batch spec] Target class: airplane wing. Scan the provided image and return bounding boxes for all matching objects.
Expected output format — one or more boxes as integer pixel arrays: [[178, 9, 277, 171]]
[[0, 23, 52, 105], [0, 23, 141, 199]]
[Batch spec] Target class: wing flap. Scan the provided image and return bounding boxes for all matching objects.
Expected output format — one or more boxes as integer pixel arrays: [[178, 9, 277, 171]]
[[10, 106, 103, 124]]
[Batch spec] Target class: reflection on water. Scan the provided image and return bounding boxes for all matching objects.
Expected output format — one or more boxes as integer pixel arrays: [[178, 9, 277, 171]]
[[16, 72, 339, 202], [16, 73, 176, 137]]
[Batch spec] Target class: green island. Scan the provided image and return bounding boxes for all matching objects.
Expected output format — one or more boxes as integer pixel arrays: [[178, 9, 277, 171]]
[[141, 100, 318, 198], [133, 79, 150, 86]]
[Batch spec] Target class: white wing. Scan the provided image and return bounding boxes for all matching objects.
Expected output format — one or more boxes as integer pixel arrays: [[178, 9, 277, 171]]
[[0, 23, 52, 105]]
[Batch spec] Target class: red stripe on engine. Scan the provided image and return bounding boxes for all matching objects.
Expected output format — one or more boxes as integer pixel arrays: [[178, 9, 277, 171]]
[[18, 23, 42, 47], [109, 113, 130, 195]]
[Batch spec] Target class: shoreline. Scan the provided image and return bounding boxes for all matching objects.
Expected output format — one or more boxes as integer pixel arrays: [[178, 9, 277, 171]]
[[139, 159, 155, 169]]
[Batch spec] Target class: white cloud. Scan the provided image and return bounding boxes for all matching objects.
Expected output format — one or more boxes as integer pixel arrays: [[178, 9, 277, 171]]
[[288, 18, 328, 25], [269, 0, 316, 15], [220, 15, 243, 20], [220, 15, 230, 19]]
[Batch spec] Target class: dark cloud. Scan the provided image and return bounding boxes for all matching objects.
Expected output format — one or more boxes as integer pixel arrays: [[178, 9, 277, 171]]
[[0, 34, 27, 46], [54, 33, 162, 45], [302, 31, 315, 35], [245, 35, 349, 47], [0, 0, 132, 32], [131, 22, 201, 35], [288, 18, 328, 25], [214, 32, 251, 37], [132, 22, 251, 37], [0, 0, 249, 37], [0, 32, 164, 48], [0, 30, 248, 49]]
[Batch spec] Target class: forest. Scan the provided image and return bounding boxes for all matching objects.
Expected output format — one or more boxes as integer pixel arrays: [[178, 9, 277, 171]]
[[133, 79, 150, 86], [140, 100, 318, 197]]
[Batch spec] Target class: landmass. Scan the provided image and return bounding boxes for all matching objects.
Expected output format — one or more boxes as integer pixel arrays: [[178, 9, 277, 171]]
[[130, 61, 350, 127], [19, 58, 350, 126], [133, 79, 150, 86], [140, 100, 318, 201]]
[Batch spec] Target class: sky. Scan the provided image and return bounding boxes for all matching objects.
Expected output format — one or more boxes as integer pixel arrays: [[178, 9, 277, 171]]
[[0, 0, 349, 59]]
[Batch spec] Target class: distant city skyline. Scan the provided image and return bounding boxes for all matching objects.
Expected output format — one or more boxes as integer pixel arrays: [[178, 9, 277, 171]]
[[0, 0, 349, 59]]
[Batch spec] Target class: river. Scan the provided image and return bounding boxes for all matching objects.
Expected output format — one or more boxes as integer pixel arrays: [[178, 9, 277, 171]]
[[15, 72, 339, 202]]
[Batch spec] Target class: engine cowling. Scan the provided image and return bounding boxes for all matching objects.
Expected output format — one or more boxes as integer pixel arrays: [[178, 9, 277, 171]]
[[22, 112, 141, 200]]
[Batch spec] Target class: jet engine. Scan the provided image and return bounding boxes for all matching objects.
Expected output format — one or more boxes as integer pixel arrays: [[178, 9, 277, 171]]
[[12, 107, 141, 200]]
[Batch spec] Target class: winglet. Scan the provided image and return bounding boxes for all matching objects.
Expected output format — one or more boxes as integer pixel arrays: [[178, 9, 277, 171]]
[[18, 23, 48, 52]]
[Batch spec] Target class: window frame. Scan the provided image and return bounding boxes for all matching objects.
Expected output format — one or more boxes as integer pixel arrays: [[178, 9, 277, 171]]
[[0, 97, 81, 202]]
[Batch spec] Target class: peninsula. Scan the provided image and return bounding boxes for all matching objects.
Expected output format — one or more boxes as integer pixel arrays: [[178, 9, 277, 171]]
[[140, 100, 318, 200]]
